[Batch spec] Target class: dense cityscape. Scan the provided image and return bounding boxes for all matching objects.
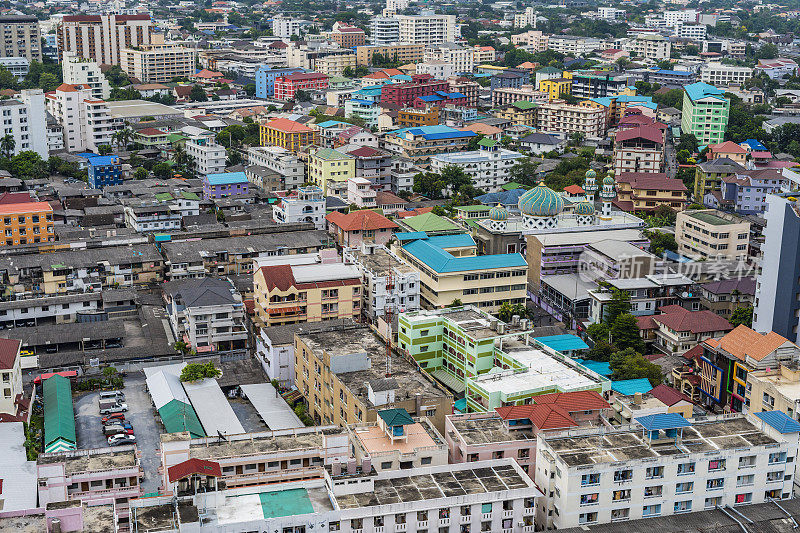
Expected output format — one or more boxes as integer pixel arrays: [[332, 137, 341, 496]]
[[0, 0, 798, 530]]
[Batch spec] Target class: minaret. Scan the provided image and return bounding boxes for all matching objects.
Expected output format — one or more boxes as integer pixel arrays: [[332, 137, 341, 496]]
[[583, 169, 598, 203], [599, 169, 616, 217]]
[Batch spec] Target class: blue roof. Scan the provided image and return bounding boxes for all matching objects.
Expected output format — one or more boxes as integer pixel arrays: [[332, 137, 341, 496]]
[[418, 94, 443, 102], [635, 413, 692, 431], [87, 155, 119, 166], [317, 120, 347, 128], [755, 411, 800, 433], [401, 235, 526, 274], [684, 82, 726, 102], [476, 188, 528, 206], [611, 378, 653, 396], [424, 233, 476, 248], [741, 139, 768, 151], [652, 68, 693, 76], [205, 172, 248, 185], [395, 232, 428, 241], [390, 125, 477, 141], [535, 334, 589, 352], [573, 359, 612, 377], [390, 74, 413, 81], [348, 99, 375, 106]]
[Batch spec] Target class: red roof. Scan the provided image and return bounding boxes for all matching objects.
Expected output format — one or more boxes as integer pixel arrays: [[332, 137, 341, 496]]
[[258, 264, 360, 292], [563, 184, 585, 195], [137, 128, 166, 136], [652, 307, 733, 334], [616, 172, 687, 192], [376, 191, 407, 206], [0, 192, 33, 205], [649, 384, 694, 406], [0, 338, 19, 369], [168, 458, 222, 483], [637, 315, 657, 330], [347, 146, 383, 158], [264, 118, 313, 133], [0, 201, 53, 215], [533, 390, 610, 411], [269, 41, 288, 49], [396, 206, 434, 218], [194, 69, 224, 79], [325, 210, 398, 232], [683, 344, 705, 363], [710, 141, 747, 154], [494, 391, 609, 430], [615, 125, 664, 144], [528, 405, 578, 430]]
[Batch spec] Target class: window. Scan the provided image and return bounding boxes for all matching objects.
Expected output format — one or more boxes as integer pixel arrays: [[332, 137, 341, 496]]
[[644, 485, 662, 498], [675, 482, 694, 494], [581, 473, 600, 486], [769, 452, 787, 464], [613, 469, 633, 482], [642, 504, 661, 517], [646, 466, 663, 479], [580, 493, 599, 506], [737, 474, 755, 487], [579, 512, 598, 524], [677, 462, 695, 475], [735, 493, 753, 505], [674, 500, 692, 513], [706, 478, 724, 490]]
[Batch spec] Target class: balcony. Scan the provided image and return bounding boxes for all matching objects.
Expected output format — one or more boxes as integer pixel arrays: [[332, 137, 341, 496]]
[[502, 510, 513, 518]]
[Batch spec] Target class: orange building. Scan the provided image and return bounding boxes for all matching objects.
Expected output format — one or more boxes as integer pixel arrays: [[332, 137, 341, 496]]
[[260, 118, 317, 153], [0, 201, 54, 246], [397, 107, 439, 127], [330, 25, 366, 47]]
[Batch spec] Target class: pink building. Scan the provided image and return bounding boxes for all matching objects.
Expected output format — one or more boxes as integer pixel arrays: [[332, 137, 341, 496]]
[[325, 209, 398, 247], [445, 391, 609, 478]]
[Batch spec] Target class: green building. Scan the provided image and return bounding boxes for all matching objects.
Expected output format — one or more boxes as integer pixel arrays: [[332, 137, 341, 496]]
[[681, 82, 730, 146], [397, 306, 609, 412]]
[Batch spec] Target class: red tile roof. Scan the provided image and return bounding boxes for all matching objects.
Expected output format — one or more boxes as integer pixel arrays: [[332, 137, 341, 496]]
[[257, 264, 360, 292], [376, 191, 407, 206], [0, 338, 20, 369], [652, 307, 733, 335], [347, 146, 383, 158], [616, 172, 687, 192], [710, 141, 747, 154], [615, 125, 664, 144], [137, 128, 166, 136], [649, 384, 693, 406], [563, 184, 585, 195], [533, 390, 610, 411], [326, 210, 398, 232], [528, 405, 578, 430], [637, 315, 657, 330], [0, 201, 53, 215], [167, 458, 222, 482], [264, 117, 313, 133]]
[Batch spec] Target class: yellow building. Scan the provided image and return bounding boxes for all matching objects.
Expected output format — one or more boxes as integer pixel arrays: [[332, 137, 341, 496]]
[[355, 44, 425, 66], [294, 326, 452, 431], [260, 117, 316, 153], [538, 77, 572, 100], [392, 232, 528, 313], [0, 201, 54, 247], [120, 44, 196, 84], [253, 262, 362, 327], [494, 100, 537, 127], [307, 147, 355, 196]]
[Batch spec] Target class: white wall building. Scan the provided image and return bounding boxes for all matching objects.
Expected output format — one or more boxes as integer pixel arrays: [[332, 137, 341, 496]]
[[535, 413, 799, 529], [45, 83, 116, 153], [0, 89, 48, 159], [0, 339, 22, 417], [272, 185, 326, 230], [514, 7, 538, 28], [664, 9, 698, 27], [415, 61, 453, 80], [61, 52, 111, 100], [369, 16, 400, 45], [398, 13, 456, 46], [547, 36, 609, 56], [700, 62, 754, 86], [430, 144, 525, 193], [597, 7, 626, 20], [0, 57, 29, 80], [423, 45, 474, 76], [247, 145, 305, 189], [622, 34, 671, 61], [185, 138, 227, 176], [675, 22, 707, 40], [272, 17, 311, 38]]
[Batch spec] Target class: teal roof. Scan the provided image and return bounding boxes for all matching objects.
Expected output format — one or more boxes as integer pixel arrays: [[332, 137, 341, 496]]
[[316, 120, 348, 128], [401, 234, 526, 274], [205, 172, 248, 186], [378, 408, 415, 426], [636, 413, 691, 431], [611, 378, 653, 396], [489, 204, 509, 221], [573, 201, 595, 215], [43, 375, 76, 450], [518, 183, 564, 216], [574, 359, 612, 377], [158, 399, 206, 438], [534, 334, 589, 352], [684, 82, 727, 103]]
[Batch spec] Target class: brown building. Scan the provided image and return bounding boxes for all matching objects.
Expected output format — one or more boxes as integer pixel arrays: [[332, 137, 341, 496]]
[[397, 107, 440, 127], [700, 277, 756, 318], [294, 326, 453, 433], [614, 172, 687, 213], [0, 16, 41, 62], [355, 44, 425, 66], [447, 77, 480, 108], [58, 14, 154, 65], [330, 25, 366, 48]]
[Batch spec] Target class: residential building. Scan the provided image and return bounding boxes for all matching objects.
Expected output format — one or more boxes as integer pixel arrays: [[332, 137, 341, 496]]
[[248, 146, 304, 189], [539, 77, 572, 100], [640, 304, 733, 355], [393, 232, 527, 312], [424, 45, 474, 76], [308, 147, 355, 196], [254, 66, 305, 98], [397, 13, 456, 46], [380, 77, 449, 107], [756, 58, 798, 80], [260, 118, 316, 153], [325, 210, 398, 248], [535, 413, 798, 529], [693, 157, 745, 200], [202, 171, 249, 200], [511, 30, 549, 51], [0, 16, 40, 62], [676, 21, 707, 40], [700, 62, 753, 87], [120, 44, 196, 84], [448, 76, 480, 107], [717, 168, 788, 215], [329, 24, 366, 48], [123, 202, 181, 233], [274, 72, 329, 100], [430, 141, 525, 193], [681, 82, 730, 145], [344, 99, 380, 128], [701, 277, 756, 319], [536, 100, 606, 138], [344, 145, 394, 190], [344, 243, 420, 321], [491, 84, 548, 107], [622, 33, 671, 61], [382, 125, 476, 164], [547, 35, 608, 56], [664, 9, 698, 27], [0, 200, 54, 246], [355, 44, 424, 66], [613, 125, 664, 175], [0, 89, 48, 159], [495, 100, 538, 127], [295, 325, 452, 430], [164, 277, 247, 355], [58, 14, 153, 65], [519, 132, 565, 154], [630, 67, 696, 86], [369, 17, 400, 45], [614, 172, 687, 212], [272, 17, 312, 38], [86, 154, 122, 189], [746, 343, 800, 417], [0, 338, 22, 416], [45, 83, 115, 153], [588, 273, 698, 323], [570, 71, 631, 99], [472, 45, 496, 64], [0, 57, 28, 81], [253, 261, 361, 327], [61, 52, 110, 100], [272, 186, 326, 230], [676, 209, 751, 260], [514, 7, 539, 28], [185, 137, 226, 177]]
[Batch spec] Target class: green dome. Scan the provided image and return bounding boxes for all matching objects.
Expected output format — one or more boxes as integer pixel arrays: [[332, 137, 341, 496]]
[[518, 182, 564, 217], [574, 201, 595, 215], [585, 169, 596, 179], [488, 204, 509, 221], [603, 175, 615, 185]]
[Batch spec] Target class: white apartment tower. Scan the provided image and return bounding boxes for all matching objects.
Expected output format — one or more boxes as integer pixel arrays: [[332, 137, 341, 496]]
[[61, 52, 111, 100], [0, 89, 49, 159], [398, 13, 456, 46], [58, 14, 154, 65], [45, 83, 115, 153]]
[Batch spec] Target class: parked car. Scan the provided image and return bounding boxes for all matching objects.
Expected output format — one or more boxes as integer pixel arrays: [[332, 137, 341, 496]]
[[101, 413, 125, 425], [108, 434, 135, 446], [103, 424, 133, 437], [99, 402, 128, 415], [99, 391, 125, 402]]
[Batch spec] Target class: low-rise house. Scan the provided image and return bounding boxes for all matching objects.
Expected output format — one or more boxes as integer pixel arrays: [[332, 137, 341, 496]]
[[614, 172, 686, 213], [123, 202, 182, 233], [325, 209, 398, 247], [640, 304, 733, 356], [272, 186, 326, 230], [86, 155, 122, 189], [700, 277, 756, 318], [202, 171, 249, 200]]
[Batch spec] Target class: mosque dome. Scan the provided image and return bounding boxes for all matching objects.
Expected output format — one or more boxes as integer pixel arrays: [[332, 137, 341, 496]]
[[518, 182, 564, 217], [488, 204, 509, 221], [574, 201, 596, 215], [585, 169, 596, 179]]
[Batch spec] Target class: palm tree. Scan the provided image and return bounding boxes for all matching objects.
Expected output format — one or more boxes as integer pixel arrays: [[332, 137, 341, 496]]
[[0, 134, 15, 159], [114, 127, 133, 150]]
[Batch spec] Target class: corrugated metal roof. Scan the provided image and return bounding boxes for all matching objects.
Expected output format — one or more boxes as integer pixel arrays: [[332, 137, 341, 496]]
[[635, 413, 691, 431], [147, 369, 190, 411], [43, 375, 76, 450], [183, 378, 245, 436], [158, 399, 205, 438]]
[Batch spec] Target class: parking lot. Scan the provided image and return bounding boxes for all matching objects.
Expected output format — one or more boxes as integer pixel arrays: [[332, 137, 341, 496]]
[[74, 373, 162, 493]]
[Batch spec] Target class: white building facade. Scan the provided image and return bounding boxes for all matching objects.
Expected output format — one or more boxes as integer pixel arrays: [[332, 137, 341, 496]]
[[61, 52, 111, 100]]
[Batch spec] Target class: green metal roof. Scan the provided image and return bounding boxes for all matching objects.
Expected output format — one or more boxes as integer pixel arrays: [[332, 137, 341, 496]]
[[403, 212, 459, 232], [155, 192, 174, 202], [454, 204, 491, 212], [180, 191, 200, 200], [478, 138, 497, 148], [158, 399, 206, 438], [512, 100, 538, 110], [378, 408, 415, 427], [43, 375, 76, 450], [312, 148, 353, 161]]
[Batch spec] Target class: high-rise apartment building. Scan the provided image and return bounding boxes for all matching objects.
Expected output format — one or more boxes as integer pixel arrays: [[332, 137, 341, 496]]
[[369, 16, 400, 45], [45, 83, 115, 152], [681, 82, 730, 145], [398, 13, 456, 46], [0, 89, 48, 158], [61, 52, 110, 100], [58, 14, 154, 65], [0, 16, 41, 62], [120, 44, 196, 84]]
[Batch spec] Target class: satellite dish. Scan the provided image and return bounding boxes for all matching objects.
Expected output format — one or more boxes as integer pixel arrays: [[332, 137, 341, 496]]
[[681, 292, 689, 298]]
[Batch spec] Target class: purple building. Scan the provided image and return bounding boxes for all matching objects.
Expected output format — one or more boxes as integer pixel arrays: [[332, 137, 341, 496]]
[[202, 172, 250, 200]]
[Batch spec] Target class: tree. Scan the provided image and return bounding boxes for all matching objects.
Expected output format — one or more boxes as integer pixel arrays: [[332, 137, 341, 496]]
[[104, 65, 130, 87], [610, 313, 646, 354], [447, 299, 463, 308], [152, 162, 172, 179], [189, 84, 207, 102], [294, 89, 311, 102], [0, 134, 14, 159], [412, 171, 447, 199], [645, 229, 678, 256], [109, 86, 141, 100], [730, 306, 753, 328], [10, 151, 48, 180], [569, 132, 585, 146], [244, 83, 256, 96], [37, 72, 59, 92], [0, 66, 17, 90], [603, 288, 631, 326], [133, 167, 148, 180], [508, 158, 539, 187], [98, 144, 112, 155], [609, 347, 663, 385], [179, 362, 221, 382]]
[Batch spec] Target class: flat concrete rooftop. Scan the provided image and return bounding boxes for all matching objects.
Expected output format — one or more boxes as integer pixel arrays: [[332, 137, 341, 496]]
[[183, 429, 345, 460], [449, 415, 535, 446], [38, 448, 138, 476]]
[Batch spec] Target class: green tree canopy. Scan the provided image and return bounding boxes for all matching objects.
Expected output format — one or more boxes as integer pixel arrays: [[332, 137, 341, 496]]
[[179, 362, 221, 382], [610, 313, 646, 354], [610, 347, 663, 385], [730, 306, 753, 328]]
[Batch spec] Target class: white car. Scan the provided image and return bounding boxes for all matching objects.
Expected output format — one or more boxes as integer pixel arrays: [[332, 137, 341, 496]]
[[107, 433, 135, 446]]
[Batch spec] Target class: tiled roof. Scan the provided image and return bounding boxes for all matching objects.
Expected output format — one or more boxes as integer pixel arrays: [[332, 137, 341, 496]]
[[325, 210, 398, 232], [167, 458, 222, 482], [705, 324, 792, 362], [563, 185, 585, 194], [710, 141, 747, 154], [0, 338, 19, 369], [533, 390, 609, 411], [649, 384, 693, 406], [755, 411, 800, 434], [264, 118, 313, 133], [701, 277, 756, 296], [615, 125, 664, 144], [652, 306, 733, 334], [616, 172, 687, 192]]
